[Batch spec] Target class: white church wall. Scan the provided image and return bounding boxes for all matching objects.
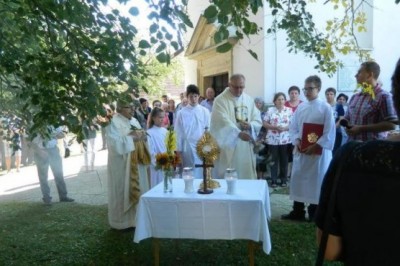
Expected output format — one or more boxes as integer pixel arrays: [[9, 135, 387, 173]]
[[184, 1, 400, 103], [232, 11, 265, 99], [372, 2, 400, 91]]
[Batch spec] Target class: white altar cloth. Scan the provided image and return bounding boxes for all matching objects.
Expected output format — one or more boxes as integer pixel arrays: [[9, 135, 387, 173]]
[[133, 179, 272, 254]]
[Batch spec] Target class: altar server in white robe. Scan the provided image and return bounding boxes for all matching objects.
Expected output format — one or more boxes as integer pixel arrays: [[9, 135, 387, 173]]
[[174, 84, 210, 179], [210, 74, 262, 179], [281, 75, 335, 222], [106, 95, 150, 230], [147, 107, 168, 187]]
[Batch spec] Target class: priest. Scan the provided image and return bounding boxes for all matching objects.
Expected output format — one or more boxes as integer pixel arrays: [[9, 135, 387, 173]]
[[210, 74, 262, 179], [106, 93, 150, 230]]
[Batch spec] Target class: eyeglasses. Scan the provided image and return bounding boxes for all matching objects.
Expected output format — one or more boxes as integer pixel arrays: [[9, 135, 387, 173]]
[[302, 87, 318, 92]]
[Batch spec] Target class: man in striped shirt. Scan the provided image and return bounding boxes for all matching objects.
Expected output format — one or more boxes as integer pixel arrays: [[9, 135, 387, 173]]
[[344, 61, 397, 141]]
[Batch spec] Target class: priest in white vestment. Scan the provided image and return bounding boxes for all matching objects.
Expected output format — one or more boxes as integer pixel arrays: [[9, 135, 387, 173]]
[[281, 75, 335, 222], [106, 97, 149, 230], [210, 74, 262, 179], [175, 84, 210, 179]]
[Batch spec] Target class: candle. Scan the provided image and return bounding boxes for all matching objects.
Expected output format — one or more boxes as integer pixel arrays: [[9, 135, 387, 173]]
[[226, 177, 237, 195], [183, 176, 194, 193]]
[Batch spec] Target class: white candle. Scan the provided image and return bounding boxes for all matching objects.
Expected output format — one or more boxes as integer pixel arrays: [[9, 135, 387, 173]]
[[226, 177, 237, 195], [183, 176, 194, 193]]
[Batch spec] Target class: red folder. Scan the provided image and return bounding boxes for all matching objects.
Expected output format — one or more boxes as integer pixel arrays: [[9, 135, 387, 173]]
[[300, 123, 324, 155]]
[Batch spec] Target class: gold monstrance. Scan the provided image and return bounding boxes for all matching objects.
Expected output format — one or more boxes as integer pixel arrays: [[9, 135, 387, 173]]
[[195, 127, 220, 194]]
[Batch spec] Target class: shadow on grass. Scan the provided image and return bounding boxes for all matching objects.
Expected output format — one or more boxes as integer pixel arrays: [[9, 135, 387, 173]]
[[0, 202, 342, 266]]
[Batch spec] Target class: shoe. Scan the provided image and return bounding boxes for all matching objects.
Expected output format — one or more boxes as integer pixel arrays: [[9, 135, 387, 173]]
[[43, 200, 52, 206], [280, 182, 287, 187], [60, 197, 75, 202], [281, 211, 306, 221], [270, 181, 277, 188]]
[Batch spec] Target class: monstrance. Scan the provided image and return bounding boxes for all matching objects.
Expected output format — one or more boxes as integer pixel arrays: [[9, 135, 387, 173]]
[[195, 127, 220, 194]]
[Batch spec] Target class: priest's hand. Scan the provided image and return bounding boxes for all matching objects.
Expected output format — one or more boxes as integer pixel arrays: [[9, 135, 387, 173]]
[[239, 131, 252, 141], [130, 130, 146, 141], [239, 121, 251, 131]]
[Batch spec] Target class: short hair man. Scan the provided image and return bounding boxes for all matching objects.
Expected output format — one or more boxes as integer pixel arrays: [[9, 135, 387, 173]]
[[281, 75, 335, 221], [200, 87, 215, 112], [32, 126, 75, 205], [344, 61, 397, 141], [210, 74, 262, 179], [161, 94, 169, 103]]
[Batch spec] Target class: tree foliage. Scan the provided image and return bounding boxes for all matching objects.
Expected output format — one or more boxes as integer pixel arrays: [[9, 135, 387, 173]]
[[0, 0, 398, 136]]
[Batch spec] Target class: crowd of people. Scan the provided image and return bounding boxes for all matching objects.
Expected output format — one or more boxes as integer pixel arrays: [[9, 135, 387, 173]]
[[1, 59, 399, 265]]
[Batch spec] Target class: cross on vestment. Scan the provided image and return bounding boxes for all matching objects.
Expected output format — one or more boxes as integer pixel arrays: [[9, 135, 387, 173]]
[[195, 157, 213, 194]]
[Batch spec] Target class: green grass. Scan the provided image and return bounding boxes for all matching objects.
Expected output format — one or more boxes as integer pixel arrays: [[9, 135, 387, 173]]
[[0, 202, 342, 266]]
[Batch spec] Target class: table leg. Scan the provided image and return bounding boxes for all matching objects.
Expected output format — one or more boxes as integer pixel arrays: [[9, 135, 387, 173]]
[[152, 238, 160, 266], [248, 241, 255, 266]]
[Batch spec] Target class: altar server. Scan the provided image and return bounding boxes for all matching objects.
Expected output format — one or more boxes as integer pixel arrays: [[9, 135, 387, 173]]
[[281, 75, 335, 222], [147, 107, 168, 187], [174, 84, 210, 179]]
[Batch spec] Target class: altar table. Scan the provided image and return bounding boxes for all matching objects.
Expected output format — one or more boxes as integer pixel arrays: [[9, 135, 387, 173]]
[[133, 179, 271, 264]]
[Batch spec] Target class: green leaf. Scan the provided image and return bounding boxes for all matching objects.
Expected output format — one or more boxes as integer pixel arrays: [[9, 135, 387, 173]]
[[171, 41, 179, 50], [216, 42, 232, 53], [175, 9, 193, 28], [214, 27, 229, 44], [204, 5, 218, 21], [129, 7, 139, 16], [138, 40, 151, 49], [165, 33, 173, 40], [156, 52, 169, 63], [247, 49, 258, 60], [149, 23, 159, 33], [155, 42, 166, 53], [156, 31, 163, 39]]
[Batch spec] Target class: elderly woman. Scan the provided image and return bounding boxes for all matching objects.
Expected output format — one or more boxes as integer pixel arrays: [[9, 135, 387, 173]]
[[263, 92, 293, 187]]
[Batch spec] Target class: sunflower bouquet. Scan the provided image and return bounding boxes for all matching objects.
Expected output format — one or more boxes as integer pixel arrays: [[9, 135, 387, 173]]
[[155, 127, 180, 192], [155, 127, 181, 171]]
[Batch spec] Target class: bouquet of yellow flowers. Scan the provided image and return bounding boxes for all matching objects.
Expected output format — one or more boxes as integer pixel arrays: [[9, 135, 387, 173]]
[[155, 127, 181, 171], [356, 82, 375, 100]]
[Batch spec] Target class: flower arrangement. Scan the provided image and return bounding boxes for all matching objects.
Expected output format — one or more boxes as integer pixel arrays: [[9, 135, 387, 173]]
[[155, 127, 181, 171], [356, 82, 375, 100]]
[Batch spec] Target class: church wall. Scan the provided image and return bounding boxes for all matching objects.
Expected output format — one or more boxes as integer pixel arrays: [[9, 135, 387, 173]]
[[232, 11, 265, 100], [184, 1, 400, 104]]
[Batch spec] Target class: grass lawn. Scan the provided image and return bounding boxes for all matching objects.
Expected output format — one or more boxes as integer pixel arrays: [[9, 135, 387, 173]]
[[0, 201, 341, 265]]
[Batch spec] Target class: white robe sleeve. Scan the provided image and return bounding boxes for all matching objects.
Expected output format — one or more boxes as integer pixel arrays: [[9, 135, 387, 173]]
[[289, 108, 301, 145], [106, 117, 135, 155], [316, 104, 336, 150]]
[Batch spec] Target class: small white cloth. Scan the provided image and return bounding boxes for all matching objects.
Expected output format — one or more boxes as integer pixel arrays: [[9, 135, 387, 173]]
[[134, 179, 272, 254]]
